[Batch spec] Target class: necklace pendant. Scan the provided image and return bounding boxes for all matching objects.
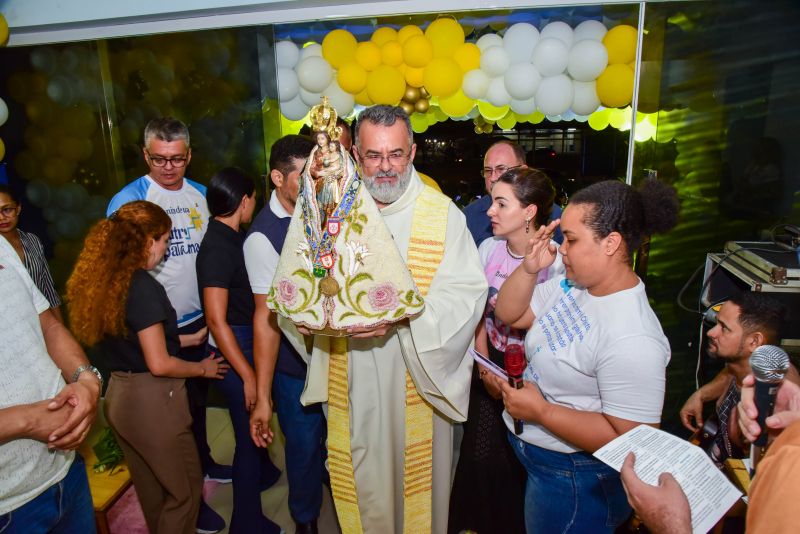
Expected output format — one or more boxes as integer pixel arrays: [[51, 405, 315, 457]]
[[319, 274, 340, 296]]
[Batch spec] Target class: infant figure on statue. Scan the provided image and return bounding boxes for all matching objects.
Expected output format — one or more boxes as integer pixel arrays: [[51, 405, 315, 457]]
[[267, 96, 424, 336]]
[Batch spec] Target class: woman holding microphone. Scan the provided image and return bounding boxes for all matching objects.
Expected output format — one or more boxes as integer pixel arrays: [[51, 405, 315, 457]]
[[490, 179, 679, 533]]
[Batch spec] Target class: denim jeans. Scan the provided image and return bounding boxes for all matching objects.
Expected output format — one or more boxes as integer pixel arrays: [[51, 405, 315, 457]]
[[272, 371, 326, 523], [0, 454, 95, 534], [211, 325, 278, 533], [509, 435, 631, 534]]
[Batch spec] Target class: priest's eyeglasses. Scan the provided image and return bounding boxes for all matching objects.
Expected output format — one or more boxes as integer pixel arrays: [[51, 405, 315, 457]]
[[361, 152, 410, 168], [147, 152, 189, 168]]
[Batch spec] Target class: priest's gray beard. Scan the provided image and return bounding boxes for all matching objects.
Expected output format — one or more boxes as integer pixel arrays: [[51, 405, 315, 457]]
[[362, 164, 413, 204]]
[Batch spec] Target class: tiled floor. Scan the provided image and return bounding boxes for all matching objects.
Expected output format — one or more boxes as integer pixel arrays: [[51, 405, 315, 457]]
[[205, 407, 341, 534]]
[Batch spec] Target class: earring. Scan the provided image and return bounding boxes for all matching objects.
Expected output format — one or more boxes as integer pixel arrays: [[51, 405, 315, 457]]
[[525, 218, 531, 233]]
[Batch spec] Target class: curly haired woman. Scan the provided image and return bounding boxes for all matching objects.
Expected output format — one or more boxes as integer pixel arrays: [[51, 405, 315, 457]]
[[67, 200, 228, 534]]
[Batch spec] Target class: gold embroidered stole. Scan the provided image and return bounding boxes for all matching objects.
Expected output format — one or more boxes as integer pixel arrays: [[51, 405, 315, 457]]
[[327, 185, 449, 534]]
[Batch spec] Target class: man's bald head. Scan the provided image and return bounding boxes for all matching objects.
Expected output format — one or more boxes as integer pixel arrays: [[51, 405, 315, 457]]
[[482, 140, 527, 193]]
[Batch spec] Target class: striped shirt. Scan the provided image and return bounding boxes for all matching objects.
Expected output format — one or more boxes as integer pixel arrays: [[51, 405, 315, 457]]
[[18, 229, 61, 309]]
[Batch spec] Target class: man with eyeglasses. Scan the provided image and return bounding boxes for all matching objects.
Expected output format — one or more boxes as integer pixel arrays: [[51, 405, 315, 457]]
[[106, 117, 229, 534], [278, 105, 487, 534], [464, 139, 563, 245]]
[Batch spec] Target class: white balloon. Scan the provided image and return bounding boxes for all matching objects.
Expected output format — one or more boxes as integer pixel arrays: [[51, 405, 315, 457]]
[[476, 33, 504, 52], [299, 43, 323, 61], [567, 40, 608, 82], [0, 98, 7, 127], [324, 80, 355, 117], [510, 97, 537, 115], [531, 38, 569, 77], [486, 76, 512, 107], [504, 62, 541, 100], [536, 74, 574, 116], [30, 48, 58, 74], [540, 21, 574, 48], [299, 87, 322, 107], [571, 80, 600, 115], [502, 23, 540, 64], [574, 114, 590, 122], [561, 110, 576, 121], [276, 40, 300, 69], [296, 56, 333, 93], [46, 75, 75, 106], [462, 69, 491, 100], [573, 20, 608, 42], [277, 67, 299, 102], [281, 94, 310, 120], [480, 46, 510, 77]]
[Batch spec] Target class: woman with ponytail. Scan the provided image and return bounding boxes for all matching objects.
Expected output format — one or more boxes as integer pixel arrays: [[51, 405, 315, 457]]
[[491, 179, 679, 533], [67, 200, 227, 534]]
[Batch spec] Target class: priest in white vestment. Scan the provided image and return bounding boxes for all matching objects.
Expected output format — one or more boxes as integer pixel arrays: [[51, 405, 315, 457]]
[[279, 105, 487, 534]]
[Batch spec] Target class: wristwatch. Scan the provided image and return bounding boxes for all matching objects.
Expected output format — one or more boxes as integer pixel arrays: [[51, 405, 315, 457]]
[[72, 364, 104, 390]]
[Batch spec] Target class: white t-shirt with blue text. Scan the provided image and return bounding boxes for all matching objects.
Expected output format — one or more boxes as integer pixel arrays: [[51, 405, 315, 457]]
[[107, 175, 209, 327], [504, 276, 670, 453]]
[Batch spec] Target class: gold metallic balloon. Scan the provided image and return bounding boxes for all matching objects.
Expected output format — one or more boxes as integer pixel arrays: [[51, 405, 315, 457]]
[[419, 86, 430, 99], [400, 101, 415, 115], [404, 85, 421, 103], [414, 98, 430, 113]]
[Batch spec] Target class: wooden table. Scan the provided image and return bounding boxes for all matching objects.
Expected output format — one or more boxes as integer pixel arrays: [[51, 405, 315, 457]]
[[78, 433, 133, 534]]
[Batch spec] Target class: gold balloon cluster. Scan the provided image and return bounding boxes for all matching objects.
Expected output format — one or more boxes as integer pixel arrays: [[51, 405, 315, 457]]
[[399, 85, 431, 116], [473, 115, 494, 135]]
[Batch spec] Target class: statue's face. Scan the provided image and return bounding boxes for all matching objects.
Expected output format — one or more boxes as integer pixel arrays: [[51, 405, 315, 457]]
[[316, 132, 328, 147], [354, 121, 416, 206]]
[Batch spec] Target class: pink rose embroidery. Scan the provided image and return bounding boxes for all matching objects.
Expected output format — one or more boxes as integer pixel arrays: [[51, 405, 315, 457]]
[[368, 283, 399, 311], [276, 279, 298, 307]]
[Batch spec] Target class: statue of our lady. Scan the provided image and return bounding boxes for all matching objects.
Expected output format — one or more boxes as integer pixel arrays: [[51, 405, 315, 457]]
[[267, 97, 424, 335]]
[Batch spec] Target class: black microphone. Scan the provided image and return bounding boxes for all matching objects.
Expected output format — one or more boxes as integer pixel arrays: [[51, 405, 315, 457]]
[[505, 343, 526, 435], [749, 344, 789, 474]]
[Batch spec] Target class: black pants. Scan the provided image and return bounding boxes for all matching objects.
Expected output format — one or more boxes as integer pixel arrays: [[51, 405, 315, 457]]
[[179, 317, 215, 473]]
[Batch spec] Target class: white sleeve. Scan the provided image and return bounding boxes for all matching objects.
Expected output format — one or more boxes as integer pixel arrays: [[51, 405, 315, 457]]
[[243, 233, 280, 294], [477, 236, 496, 267], [596, 335, 669, 423], [530, 276, 562, 318], [0, 238, 49, 313]]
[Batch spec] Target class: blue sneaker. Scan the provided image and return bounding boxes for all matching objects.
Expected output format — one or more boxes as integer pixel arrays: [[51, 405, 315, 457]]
[[204, 462, 233, 484], [196, 500, 226, 534]]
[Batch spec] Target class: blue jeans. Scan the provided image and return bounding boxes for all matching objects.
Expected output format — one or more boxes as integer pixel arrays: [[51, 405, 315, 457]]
[[211, 325, 277, 533], [0, 454, 95, 534], [273, 371, 326, 523], [509, 435, 631, 534]]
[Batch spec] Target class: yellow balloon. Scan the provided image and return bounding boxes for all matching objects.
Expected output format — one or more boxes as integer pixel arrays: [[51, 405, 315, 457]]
[[322, 29, 358, 69], [588, 108, 611, 130], [366, 65, 405, 105], [402, 35, 434, 68], [0, 14, 8, 47], [371, 27, 398, 47], [422, 57, 462, 97], [452, 43, 481, 72], [424, 18, 465, 58], [497, 112, 517, 130], [0, 138, 5, 161], [596, 64, 634, 108], [409, 113, 429, 133], [355, 88, 373, 106], [603, 25, 638, 65], [337, 62, 368, 94], [380, 41, 404, 67], [355, 41, 382, 71], [438, 89, 475, 117], [608, 107, 629, 129], [477, 101, 510, 121], [398, 25, 423, 44], [404, 66, 425, 88]]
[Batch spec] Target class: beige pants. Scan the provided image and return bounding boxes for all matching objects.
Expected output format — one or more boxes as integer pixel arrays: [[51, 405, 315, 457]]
[[105, 372, 203, 534]]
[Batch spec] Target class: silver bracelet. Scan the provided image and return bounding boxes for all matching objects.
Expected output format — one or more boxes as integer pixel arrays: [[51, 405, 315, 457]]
[[72, 364, 104, 390]]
